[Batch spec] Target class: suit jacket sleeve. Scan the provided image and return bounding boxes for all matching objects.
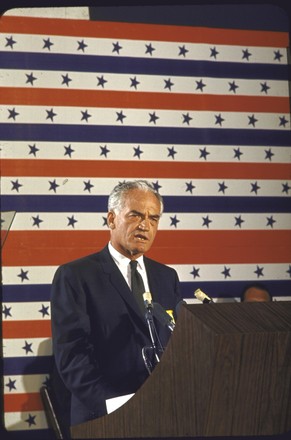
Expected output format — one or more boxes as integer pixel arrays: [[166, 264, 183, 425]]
[[50, 261, 115, 417]]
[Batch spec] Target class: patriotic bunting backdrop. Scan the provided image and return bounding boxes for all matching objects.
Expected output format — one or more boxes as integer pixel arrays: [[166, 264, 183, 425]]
[[1, 7, 291, 438]]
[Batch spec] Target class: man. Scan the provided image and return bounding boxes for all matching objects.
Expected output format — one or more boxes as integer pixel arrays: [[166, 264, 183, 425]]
[[50, 180, 182, 430]]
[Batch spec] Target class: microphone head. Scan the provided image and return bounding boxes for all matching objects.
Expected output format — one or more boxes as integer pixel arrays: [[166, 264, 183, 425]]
[[143, 292, 153, 307], [152, 302, 175, 331], [194, 288, 212, 303], [176, 300, 186, 315]]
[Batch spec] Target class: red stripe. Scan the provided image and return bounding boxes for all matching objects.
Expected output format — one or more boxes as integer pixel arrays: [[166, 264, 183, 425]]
[[3, 230, 291, 265], [4, 392, 43, 412], [1, 230, 9, 246], [2, 320, 51, 338], [0, 16, 288, 47], [2, 159, 290, 179], [1, 88, 289, 113]]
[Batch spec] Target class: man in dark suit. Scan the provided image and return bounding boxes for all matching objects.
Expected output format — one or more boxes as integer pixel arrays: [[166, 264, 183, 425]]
[[50, 180, 182, 431]]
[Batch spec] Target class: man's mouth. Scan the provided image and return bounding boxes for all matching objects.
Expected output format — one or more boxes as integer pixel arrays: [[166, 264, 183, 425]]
[[134, 233, 148, 241]]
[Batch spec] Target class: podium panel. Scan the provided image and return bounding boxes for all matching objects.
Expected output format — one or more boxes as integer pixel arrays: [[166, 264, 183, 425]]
[[71, 301, 291, 438]]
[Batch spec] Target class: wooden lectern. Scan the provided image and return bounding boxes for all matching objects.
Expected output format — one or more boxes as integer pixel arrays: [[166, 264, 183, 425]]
[[71, 301, 291, 438]]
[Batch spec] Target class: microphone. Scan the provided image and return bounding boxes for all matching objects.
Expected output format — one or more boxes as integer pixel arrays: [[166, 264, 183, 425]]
[[194, 288, 214, 304], [152, 302, 175, 332], [142, 292, 162, 362], [143, 291, 153, 310], [176, 300, 186, 315]]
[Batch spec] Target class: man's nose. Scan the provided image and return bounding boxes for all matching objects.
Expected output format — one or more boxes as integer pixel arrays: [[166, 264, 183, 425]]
[[139, 217, 150, 229]]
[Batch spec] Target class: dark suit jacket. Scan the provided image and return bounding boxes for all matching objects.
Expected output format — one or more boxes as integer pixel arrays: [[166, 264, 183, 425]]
[[50, 245, 182, 427]]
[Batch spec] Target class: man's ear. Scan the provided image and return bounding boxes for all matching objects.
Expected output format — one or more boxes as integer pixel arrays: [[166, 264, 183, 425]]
[[107, 211, 115, 229]]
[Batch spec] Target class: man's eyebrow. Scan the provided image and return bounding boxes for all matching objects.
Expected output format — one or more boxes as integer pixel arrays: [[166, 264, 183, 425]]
[[129, 210, 142, 215], [129, 210, 160, 218]]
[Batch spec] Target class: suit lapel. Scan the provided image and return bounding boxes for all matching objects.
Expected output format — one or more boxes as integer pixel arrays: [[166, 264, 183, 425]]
[[144, 258, 159, 301], [99, 246, 147, 325]]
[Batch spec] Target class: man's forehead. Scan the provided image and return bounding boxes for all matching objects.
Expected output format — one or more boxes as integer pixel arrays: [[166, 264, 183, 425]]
[[122, 190, 161, 211]]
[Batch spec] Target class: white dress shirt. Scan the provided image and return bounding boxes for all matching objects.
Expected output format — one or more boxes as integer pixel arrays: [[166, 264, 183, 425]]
[[108, 242, 150, 292]]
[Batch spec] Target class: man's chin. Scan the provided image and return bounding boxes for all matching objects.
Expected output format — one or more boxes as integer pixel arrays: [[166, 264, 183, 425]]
[[131, 243, 150, 255]]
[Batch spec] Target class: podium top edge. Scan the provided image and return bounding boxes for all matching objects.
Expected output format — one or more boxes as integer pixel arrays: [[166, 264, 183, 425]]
[[181, 301, 291, 334]]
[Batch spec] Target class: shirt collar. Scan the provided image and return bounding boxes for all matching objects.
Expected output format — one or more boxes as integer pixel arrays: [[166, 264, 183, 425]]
[[108, 242, 145, 270]]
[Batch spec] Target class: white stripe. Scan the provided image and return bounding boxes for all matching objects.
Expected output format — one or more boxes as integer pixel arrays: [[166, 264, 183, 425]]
[[8, 212, 291, 231], [1, 141, 290, 163], [2, 302, 50, 320], [1, 69, 288, 97], [2, 266, 56, 285], [3, 373, 49, 394], [1, 32, 288, 64], [4, 7, 90, 19], [2, 177, 291, 196], [159, 213, 291, 230], [0, 211, 16, 231], [3, 338, 52, 358], [170, 263, 291, 282], [4, 410, 48, 430], [2, 263, 290, 285], [1, 105, 289, 130]]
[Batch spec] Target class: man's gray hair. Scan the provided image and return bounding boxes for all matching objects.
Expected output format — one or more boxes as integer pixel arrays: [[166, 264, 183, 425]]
[[108, 180, 164, 215]]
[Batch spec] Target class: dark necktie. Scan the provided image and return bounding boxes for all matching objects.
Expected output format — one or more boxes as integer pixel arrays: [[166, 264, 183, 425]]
[[130, 260, 145, 312]]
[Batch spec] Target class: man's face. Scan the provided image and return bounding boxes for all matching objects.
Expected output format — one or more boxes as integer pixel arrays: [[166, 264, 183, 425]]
[[108, 189, 161, 259]]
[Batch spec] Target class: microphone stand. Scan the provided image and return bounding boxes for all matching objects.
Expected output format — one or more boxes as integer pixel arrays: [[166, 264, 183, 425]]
[[144, 305, 161, 364], [142, 293, 164, 373]]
